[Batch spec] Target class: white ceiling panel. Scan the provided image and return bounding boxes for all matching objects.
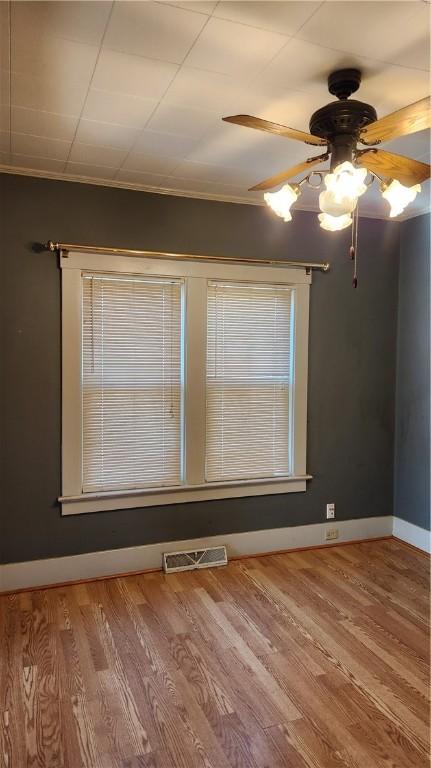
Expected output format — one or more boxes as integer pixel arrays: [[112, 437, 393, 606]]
[[170, 158, 262, 186], [11, 36, 99, 85], [1, 70, 10, 108], [122, 152, 179, 175], [146, 103, 218, 138], [116, 168, 169, 186], [82, 89, 158, 128], [184, 17, 288, 77], [9, 153, 65, 172], [213, 1, 321, 36], [103, 1, 207, 63], [187, 122, 305, 170], [133, 129, 199, 158], [75, 119, 140, 151], [11, 132, 71, 160], [68, 142, 128, 168], [163, 67, 250, 112], [298, 2, 429, 71], [92, 49, 178, 100], [0, 104, 10, 133], [11, 107, 78, 142], [256, 38, 370, 98], [0, 2, 10, 71], [0, 131, 10, 153], [163, 175, 214, 194], [11, 71, 89, 116], [11, 1, 112, 47], [366, 68, 430, 116], [204, 179, 256, 198], [167, 2, 218, 15], [65, 162, 118, 179], [170, 158, 227, 181], [1, 0, 429, 219]]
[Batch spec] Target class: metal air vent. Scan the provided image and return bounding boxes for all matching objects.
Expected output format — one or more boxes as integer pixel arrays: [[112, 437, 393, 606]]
[[163, 546, 227, 573]]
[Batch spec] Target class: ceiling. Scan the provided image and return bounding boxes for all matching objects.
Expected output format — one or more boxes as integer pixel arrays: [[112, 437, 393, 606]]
[[0, 0, 430, 219]]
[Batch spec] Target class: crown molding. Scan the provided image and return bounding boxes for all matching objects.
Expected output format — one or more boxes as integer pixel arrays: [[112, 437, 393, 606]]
[[0, 164, 262, 206], [1, 164, 428, 222]]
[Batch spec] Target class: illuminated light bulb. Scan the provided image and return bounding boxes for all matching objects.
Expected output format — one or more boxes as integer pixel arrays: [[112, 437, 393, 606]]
[[320, 161, 367, 217], [318, 212, 352, 231], [264, 183, 300, 222], [381, 179, 421, 217]]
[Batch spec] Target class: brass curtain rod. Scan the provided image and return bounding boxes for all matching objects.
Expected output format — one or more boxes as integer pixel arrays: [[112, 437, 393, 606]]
[[35, 240, 330, 272]]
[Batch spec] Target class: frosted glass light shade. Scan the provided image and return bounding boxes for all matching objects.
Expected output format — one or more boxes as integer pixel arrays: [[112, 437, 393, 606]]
[[320, 161, 367, 217], [264, 184, 299, 222], [319, 190, 356, 217], [318, 212, 352, 231], [381, 179, 421, 217]]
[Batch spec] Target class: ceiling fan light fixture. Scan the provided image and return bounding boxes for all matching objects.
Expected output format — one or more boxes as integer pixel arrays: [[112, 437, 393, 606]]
[[381, 178, 421, 217], [264, 183, 300, 222], [318, 212, 353, 231], [319, 161, 367, 217]]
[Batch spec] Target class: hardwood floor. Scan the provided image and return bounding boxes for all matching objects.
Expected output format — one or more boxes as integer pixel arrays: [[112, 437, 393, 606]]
[[0, 538, 429, 768]]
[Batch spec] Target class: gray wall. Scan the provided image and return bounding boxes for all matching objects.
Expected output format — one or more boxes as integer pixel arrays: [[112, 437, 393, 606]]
[[394, 214, 430, 531], [0, 173, 400, 564]]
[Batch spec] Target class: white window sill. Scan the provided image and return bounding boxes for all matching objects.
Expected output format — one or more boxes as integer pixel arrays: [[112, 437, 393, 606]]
[[59, 475, 312, 515]]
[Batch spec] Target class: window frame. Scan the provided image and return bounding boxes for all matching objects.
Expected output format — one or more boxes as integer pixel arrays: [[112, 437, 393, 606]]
[[60, 250, 312, 515]]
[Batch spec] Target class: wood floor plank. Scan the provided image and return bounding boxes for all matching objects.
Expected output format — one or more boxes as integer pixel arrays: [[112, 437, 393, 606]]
[[1, 596, 27, 767], [241, 562, 430, 754], [0, 540, 429, 767]]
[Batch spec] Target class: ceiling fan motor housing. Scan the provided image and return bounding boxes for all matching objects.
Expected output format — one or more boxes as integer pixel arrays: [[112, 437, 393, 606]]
[[310, 69, 377, 168]]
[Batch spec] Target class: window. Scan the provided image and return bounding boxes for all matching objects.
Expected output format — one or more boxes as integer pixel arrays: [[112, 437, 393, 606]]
[[61, 251, 311, 514], [82, 274, 183, 492], [206, 282, 294, 482]]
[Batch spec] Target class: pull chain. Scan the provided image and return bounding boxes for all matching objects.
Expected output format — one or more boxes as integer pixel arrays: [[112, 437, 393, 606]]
[[350, 202, 359, 288]]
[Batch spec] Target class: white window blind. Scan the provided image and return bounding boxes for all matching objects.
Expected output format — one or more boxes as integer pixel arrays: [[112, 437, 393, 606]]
[[206, 281, 294, 482], [82, 273, 183, 492]]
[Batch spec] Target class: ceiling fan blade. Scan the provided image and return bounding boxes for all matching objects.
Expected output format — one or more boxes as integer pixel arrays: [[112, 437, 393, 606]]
[[223, 114, 326, 147], [249, 153, 329, 192], [359, 96, 431, 145], [356, 149, 430, 186]]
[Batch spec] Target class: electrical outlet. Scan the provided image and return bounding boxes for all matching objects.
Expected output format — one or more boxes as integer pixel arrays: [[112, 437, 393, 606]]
[[325, 528, 339, 541], [326, 502, 335, 520]]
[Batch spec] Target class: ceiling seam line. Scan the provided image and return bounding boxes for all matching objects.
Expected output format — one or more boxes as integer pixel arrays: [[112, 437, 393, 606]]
[[63, 0, 116, 168], [115, 12, 214, 181], [251, 0, 325, 84], [211, 0, 326, 37]]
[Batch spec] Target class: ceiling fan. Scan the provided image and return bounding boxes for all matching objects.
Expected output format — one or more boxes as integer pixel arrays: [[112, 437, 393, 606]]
[[222, 69, 431, 230]]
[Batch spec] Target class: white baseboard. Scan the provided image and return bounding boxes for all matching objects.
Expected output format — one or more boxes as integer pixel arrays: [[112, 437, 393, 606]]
[[0, 516, 393, 593], [393, 516, 431, 554]]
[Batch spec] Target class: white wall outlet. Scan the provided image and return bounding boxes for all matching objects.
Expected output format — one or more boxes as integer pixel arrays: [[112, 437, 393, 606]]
[[325, 528, 339, 541], [326, 503, 335, 520]]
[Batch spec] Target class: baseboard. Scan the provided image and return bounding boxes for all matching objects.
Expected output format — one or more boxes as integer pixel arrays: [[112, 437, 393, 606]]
[[392, 516, 431, 554], [0, 516, 392, 593]]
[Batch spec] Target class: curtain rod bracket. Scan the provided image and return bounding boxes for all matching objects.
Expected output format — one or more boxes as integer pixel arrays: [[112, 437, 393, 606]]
[[34, 240, 330, 273]]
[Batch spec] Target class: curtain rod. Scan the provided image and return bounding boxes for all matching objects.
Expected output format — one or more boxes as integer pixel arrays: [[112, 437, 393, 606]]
[[34, 240, 330, 272]]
